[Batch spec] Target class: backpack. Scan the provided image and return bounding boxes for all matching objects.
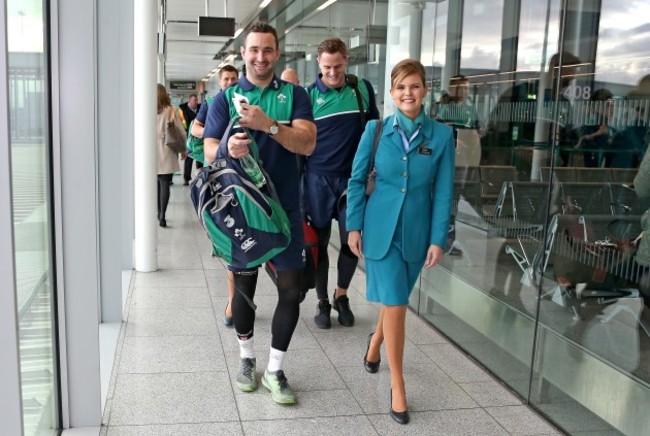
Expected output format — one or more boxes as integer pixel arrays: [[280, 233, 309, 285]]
[[190, 118, 291, 269], [186, 97, 213, 164]]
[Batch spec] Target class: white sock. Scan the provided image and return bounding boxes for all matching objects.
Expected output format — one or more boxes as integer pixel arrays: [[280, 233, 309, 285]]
[[267, 347, 286, 373], [238, 337, 255, 359]]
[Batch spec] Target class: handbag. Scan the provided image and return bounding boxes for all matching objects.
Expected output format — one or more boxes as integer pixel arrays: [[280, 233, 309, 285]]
[[190, 118, 291, 269], [165, 107, 186, 154], [337, 119, 383, 213]]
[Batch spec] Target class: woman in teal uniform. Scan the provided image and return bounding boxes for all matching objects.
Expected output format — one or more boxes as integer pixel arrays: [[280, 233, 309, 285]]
[[347, 59, 455, 425]]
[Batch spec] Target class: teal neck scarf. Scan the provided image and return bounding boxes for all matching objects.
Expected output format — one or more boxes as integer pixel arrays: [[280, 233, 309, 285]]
[[395, 107, 425, 139]]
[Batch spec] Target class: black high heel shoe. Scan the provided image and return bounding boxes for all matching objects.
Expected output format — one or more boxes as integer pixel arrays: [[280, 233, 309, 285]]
[[390, 389, 409, 425], [363, 333, 380, 373]]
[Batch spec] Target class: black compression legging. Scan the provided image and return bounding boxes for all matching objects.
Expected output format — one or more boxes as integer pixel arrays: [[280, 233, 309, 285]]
[[232, 268, 303, 352], [157, 174, 173, 219], [314, 222, 359, 301]]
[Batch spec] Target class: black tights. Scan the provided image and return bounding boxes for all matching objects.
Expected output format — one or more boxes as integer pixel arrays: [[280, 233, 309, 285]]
[[232, 268, 302, 352], [314, 222, 358, 301], [157, 174, 173, 220]]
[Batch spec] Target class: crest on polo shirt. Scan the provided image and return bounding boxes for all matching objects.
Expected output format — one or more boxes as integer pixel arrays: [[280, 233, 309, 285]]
[[316, 97, 325, 105], [277, 93, 287, 103]]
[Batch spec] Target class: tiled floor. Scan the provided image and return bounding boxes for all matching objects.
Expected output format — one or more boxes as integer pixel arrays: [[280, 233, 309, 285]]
[[101, 175, 563, 435]]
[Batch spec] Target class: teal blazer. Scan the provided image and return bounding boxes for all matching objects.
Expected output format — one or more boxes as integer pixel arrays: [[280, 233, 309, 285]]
[[346, 115, 455, 262]]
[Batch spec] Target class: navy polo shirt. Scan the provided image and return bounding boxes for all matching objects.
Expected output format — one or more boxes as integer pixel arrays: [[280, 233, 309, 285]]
[[195, 98, 209, 124], [204, 75, 314, 214], [306, 75, 379, 176]]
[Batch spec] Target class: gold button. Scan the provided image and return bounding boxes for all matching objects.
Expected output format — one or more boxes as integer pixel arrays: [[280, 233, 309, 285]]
[[402, 172, 408, 177]]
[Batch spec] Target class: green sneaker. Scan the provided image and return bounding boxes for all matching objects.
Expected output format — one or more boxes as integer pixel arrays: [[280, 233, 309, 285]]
[[261, 369, 296, 404], [236, 358, 257, 392]]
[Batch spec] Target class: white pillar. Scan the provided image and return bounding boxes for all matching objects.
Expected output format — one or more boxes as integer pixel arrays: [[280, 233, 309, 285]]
[[134, 0, 158, 272]]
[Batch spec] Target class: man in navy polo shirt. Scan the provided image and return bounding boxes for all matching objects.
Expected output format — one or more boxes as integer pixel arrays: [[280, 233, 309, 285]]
[[203, 22, 316, 405], [304, 38, 379, 329]]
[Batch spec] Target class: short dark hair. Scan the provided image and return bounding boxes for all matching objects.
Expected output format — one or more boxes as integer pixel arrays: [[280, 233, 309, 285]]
[[219, 65, 239, 78], [317, 38, 348, 57], [245, 22, 279, 49], [390, 59, 426, 89], [188, 93, 197, 99]]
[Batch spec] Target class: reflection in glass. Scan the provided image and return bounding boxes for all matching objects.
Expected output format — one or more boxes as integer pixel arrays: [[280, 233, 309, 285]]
[[388, 0, 650, 433], [7, 0, 59, 434]]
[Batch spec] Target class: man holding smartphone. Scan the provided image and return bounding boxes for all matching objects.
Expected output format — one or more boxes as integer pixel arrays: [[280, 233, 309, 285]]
[[203, 22, 316, 405]]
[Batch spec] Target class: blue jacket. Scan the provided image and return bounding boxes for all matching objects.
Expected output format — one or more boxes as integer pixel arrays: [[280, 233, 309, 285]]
[[346, 116, 455, 262]]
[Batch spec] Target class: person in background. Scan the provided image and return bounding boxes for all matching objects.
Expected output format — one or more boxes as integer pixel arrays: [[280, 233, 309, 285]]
[[191, 65, 240, 328], [203, 22, 316, 405], [347, 59, 454, 425], [281, 67, 300, 85], [180, 94, 200, 184], [437, 75, 479, 129], [576, 88, 615, 167], [303, 37, 379, 329], [156, 84, 185, 227]]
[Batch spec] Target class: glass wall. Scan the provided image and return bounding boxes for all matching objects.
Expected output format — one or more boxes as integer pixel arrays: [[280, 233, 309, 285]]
[[388, 0, 650, 434], [206, 0, 649, 433], [6, 0, 59, 434]]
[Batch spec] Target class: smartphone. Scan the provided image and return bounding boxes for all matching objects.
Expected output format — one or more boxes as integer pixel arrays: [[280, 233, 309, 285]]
[[232, 92, 249, 116]]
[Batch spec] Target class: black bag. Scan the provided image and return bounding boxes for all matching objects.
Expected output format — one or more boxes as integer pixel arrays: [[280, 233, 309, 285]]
[[190, 119, 291, 269], [337, 119, 383, 213]]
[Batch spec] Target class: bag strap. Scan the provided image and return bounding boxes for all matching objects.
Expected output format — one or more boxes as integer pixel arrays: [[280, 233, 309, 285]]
[[367, 119, 383, 179], [346, 74, 366, 127]]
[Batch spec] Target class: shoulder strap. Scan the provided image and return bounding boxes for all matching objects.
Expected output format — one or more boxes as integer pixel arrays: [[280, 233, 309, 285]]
[[346, 74, 366, 127], [367, 119, 382, 178], [167, 106, 177, 123]]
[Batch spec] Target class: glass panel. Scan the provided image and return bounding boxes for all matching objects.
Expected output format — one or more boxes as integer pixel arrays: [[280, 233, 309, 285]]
[[392, 0, 648, 433], [529, 1, 650, 434], [7, 0, 59, 434]]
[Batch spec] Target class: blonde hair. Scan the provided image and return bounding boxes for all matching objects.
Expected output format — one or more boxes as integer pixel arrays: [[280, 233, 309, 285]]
[[157, 84, 171, 114], [390, 59, 426, 89]]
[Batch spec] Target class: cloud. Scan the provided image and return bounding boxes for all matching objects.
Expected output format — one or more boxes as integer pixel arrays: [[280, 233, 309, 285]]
[[462, 46, 500, 70]]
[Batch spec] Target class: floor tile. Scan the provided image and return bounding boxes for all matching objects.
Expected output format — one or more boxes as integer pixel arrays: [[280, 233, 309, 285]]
[[367, 408, 508, 436], [125, 308, 218, 337], [106, 423, 243, 436], [110, 372, 236, 425], [133, 270, 206, 288], [458, 381, 523, 407], [418, 343, 495, 383], [131, 286, 211, 309], [235, 389, 363, 421], [338, 364, 477, 414], [119, 336, 226, 373], [241, 416, 378, 436], [485, 405, 561, 436]]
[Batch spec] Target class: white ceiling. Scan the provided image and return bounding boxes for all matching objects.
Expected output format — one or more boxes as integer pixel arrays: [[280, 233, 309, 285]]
[[163, 0, 260, 82], [162, 0, 388, 83]]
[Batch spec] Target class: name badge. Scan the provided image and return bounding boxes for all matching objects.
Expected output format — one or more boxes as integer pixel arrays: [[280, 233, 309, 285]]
[[418, 145, 432, 156]]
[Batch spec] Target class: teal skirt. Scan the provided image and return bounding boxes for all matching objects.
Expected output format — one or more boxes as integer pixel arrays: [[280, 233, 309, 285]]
[[364, 215, 424, 305]]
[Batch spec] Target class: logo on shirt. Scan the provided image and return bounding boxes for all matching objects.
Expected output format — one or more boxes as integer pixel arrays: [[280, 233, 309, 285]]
[[224, 214, 235, 228], [316, 97, 325, 105], [277, 93, 287, 104]]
